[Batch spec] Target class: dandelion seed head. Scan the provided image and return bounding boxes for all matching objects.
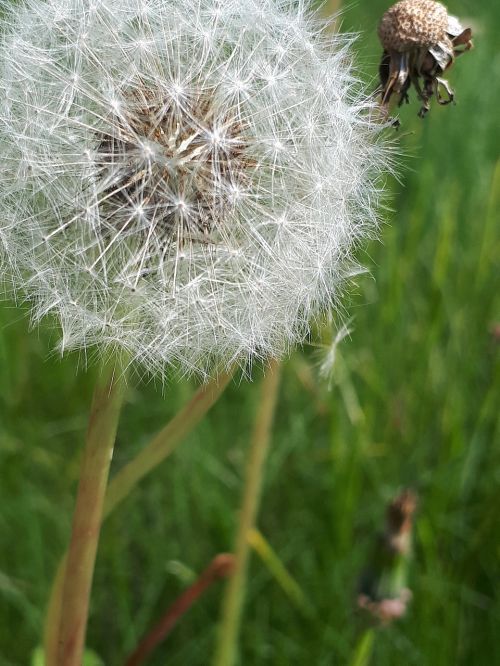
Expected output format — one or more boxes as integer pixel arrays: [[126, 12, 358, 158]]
[[0, 0, 389, 378]]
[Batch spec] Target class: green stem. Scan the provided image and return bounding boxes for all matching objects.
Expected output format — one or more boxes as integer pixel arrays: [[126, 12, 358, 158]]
[[56, 360, 127, 666], [44, 369, 233, 665], [212, 359, 281, 666], [349, 628, 375, 666], [104, 370, 233, 517]]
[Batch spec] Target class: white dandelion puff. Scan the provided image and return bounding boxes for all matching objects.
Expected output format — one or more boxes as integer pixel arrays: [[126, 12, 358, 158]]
[[0, 0, 389, 378]]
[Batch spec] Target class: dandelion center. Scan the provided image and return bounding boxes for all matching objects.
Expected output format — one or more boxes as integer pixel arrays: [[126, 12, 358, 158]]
[[96, 85, 250, 252]]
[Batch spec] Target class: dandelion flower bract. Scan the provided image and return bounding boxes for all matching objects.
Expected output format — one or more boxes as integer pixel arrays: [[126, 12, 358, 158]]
[[0, 0, 387, 377]]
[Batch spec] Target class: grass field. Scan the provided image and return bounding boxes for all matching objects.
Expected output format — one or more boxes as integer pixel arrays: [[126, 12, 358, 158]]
[[1, 0, 499, 664]]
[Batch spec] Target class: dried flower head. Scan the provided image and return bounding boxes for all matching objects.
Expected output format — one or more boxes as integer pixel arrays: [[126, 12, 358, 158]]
[[378, 0, 473, 118], [0, 0, 388, 377], [357, 489, 418, 626]]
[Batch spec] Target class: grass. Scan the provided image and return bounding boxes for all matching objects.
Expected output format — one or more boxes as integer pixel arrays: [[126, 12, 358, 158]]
[[1, 0, 499, 664]]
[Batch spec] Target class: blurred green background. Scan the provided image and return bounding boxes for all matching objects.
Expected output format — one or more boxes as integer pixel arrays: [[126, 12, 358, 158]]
[[1, 0, 499, 664]]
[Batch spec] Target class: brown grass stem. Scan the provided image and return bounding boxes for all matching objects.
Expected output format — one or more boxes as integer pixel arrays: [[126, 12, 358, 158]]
[[124, 554, 235, 666]]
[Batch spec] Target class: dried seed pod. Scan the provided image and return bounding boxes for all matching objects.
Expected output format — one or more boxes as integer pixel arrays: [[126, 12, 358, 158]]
[[357, 489, 418, 626], [377, 0, 473, 120], [378, 0, 449, 52]]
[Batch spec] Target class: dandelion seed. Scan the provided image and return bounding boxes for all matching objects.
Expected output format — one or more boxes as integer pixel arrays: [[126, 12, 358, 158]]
[[319, 320, 353, 389], [0, 0, 389, 378]]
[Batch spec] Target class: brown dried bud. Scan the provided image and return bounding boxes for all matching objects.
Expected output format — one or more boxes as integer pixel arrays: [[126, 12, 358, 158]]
[[377, 0, 473, 119], [385, 488, 418, 554], [378, 0, 449, 52], [356, 489, 418, 626]]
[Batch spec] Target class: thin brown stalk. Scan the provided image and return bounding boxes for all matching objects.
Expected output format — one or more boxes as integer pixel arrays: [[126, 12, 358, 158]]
[[124, 555, 235, 666]]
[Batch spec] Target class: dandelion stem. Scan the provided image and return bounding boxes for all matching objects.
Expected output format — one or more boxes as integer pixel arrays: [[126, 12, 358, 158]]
[[104, 370, 234, 517], [212, 359, 281, 666], [56, 359, 127, 666], [44, 369, 233, 665]]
